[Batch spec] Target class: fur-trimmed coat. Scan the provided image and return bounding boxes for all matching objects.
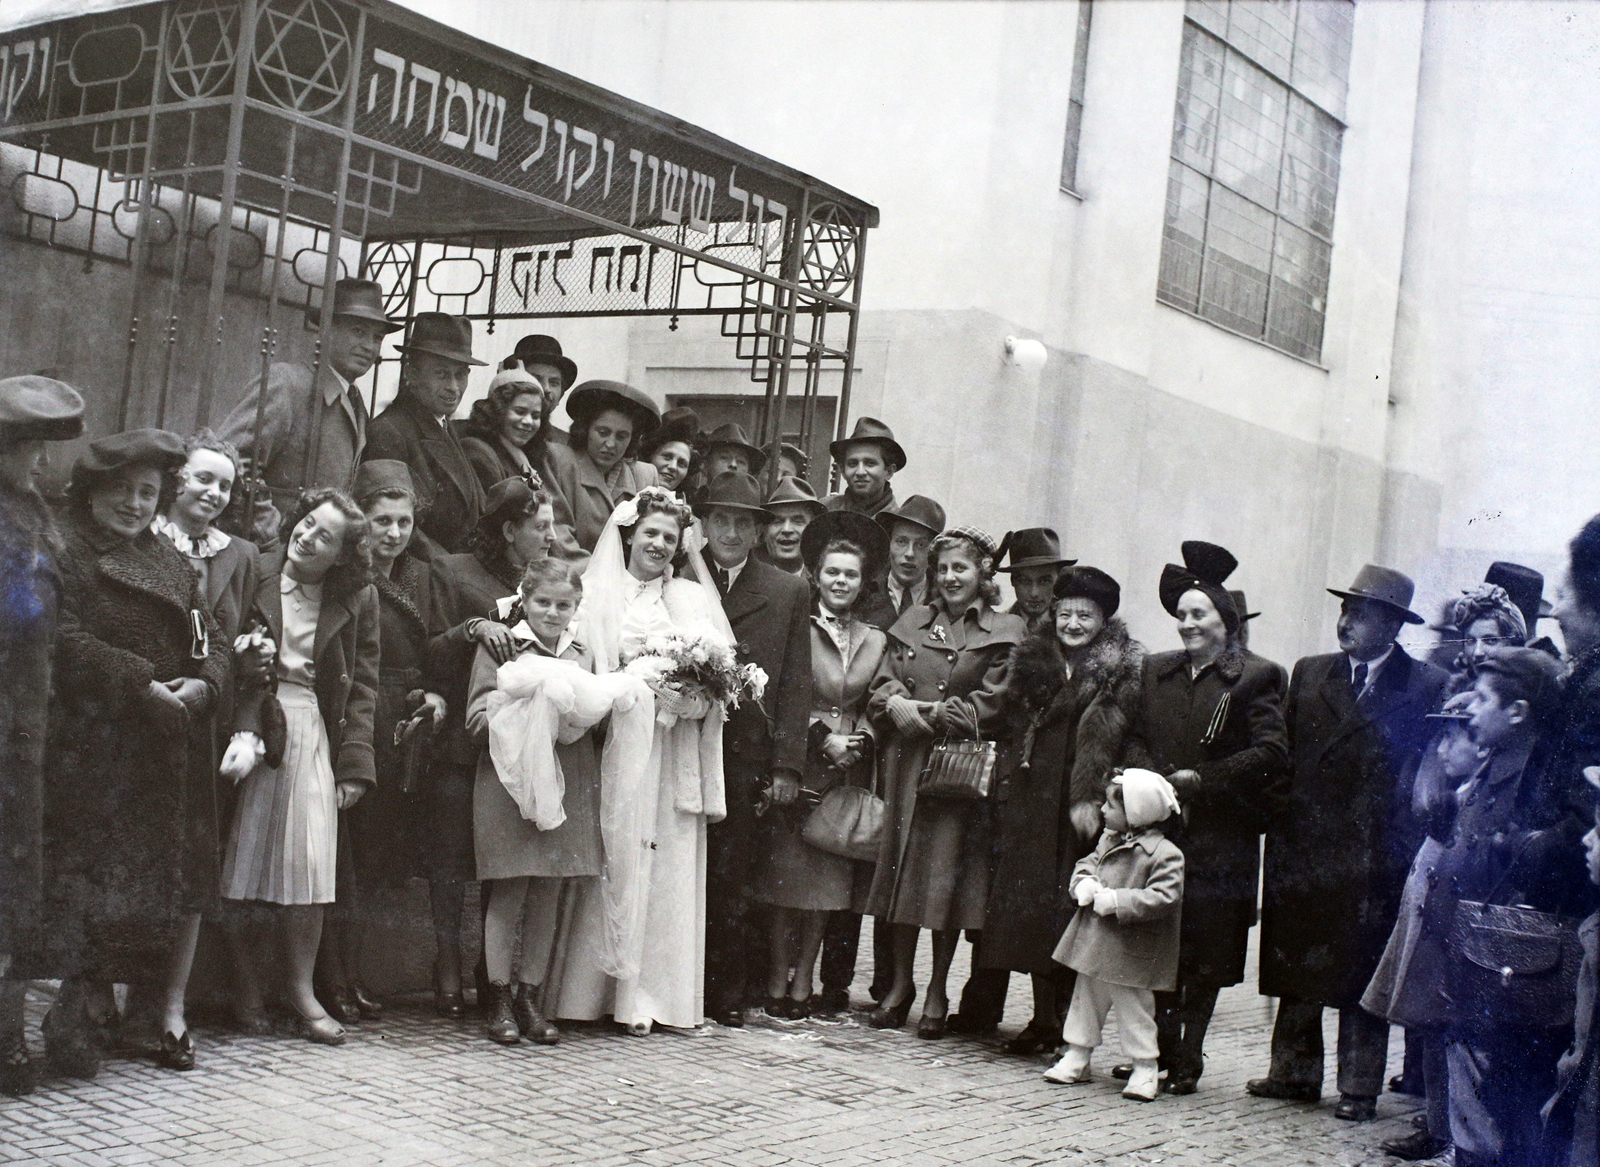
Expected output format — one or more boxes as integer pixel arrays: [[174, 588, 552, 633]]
[[975, 619, 1145, 975], [43, 512, 230, 980], [1125, 645, 1288, 987]]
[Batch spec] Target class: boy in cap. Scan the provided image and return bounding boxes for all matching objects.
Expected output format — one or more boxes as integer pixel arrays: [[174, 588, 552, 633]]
[[1045, 769, 1184, 1101]]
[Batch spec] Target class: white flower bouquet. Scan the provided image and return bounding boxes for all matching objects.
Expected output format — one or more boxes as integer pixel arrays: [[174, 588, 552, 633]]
[[623, 630, 766, 715]]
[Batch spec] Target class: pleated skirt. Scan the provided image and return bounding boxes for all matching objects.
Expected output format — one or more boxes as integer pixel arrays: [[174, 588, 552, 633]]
[[222, 683, 338, 906]]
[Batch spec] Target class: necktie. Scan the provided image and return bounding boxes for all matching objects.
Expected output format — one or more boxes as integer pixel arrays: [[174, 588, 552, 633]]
[[346, 386, 368, 428], [712, 565, 730, 597], [1352, 661, 1368, 699]]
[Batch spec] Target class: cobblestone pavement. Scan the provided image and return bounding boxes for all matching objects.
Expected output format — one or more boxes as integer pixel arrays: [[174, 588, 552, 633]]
[[1, 935, 1428, 1167]]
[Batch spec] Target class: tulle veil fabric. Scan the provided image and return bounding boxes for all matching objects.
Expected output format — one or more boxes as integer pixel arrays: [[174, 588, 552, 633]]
[[570, 491, 735, 982]]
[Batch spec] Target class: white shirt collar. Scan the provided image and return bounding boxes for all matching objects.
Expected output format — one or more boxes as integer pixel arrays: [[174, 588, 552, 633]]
[[717, 557, 749, 590], [1348, 643, 1396, 687], [888, 575, 922, 606], [153, 513, 231, 559]]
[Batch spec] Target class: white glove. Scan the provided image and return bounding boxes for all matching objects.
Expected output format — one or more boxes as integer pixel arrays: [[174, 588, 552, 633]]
[[221, 731, 265, 783], [1092, 888, 1117, 917], [1075, 878, 1101, 907]]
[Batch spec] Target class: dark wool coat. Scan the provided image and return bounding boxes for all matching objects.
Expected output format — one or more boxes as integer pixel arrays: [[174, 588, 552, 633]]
[[457, 426, 548, 498], [977, 620, 1145, 975], [721, 557, 814, 781], [0, 486, 62, 968], [1125, 645, 1289, 987], [236, 552, 380, 791], [365, 392, 487, 555], [864, 601, 1028, 930], [1541, 911, 1599, 1167], [344, 546, 436, 889], [1260, 646, 1448, 1005], [425, 549, 521, 767], [43, 513, 229, 980], [1519, 647, 1600, 920]]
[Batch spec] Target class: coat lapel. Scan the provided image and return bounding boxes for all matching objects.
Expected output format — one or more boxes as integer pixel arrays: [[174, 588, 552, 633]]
[[407, 395, 482, 514], [721, 559, 771, 626], [1319, 647, 1422, 754], [95, 533, 193, 615]]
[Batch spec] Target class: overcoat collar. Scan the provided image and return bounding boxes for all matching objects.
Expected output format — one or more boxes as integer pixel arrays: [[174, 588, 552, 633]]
[[721, 554, 773, 624], [1315, 643, 1424, 751], [313, 362, 362, 438], [574, 447, 636, 507], [1103, 827, 1166, 857], [396, 391, 480, 513], [72, 517, 194, 614], [1154, 643, 1247, 685], [889, 599, 1016, 653], [254, 549, 359, 661]]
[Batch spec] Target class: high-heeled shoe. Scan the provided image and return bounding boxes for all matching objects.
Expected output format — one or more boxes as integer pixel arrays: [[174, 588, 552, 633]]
[[916, 1009, 948, 1040], [297, 1011, 345, 1046], [321, 984, 362, 1026], [867, 995, 913, 1030], [511, 984, 559, 1044], [786, 996, 813, 1021], [155, 1030, 195, 1071], [765, 996, 792, 1019], [350, 982, 384, 1020], [42, 981, 99, 1080], [433, 962, 465, 1021]]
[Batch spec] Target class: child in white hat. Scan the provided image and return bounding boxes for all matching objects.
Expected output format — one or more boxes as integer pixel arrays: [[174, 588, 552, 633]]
[[1044, 768, 1184, 1101]]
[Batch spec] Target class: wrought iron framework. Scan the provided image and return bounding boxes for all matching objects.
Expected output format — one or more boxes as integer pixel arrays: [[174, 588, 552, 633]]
[[0, 0, 875, 489]]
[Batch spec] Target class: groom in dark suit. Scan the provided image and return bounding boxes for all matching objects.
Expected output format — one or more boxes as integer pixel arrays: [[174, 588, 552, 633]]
[[697, 471, 813, 1027], [1251, 565, 1447, 1121]]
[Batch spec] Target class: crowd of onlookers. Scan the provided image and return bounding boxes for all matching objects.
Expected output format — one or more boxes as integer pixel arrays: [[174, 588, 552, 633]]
[[0, 279, 1594, 1166]]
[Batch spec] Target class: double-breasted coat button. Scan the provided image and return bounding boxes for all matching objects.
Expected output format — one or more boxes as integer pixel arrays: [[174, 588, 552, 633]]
[[339, 717, 348, 727], [947, 652, 957, 663], [937, 682, 946, 692], [340, 674, 349, 684], [906, 680, 916, 691]]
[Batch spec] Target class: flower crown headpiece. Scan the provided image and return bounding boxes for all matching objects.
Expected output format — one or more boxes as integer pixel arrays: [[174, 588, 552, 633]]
[[611, 486, 694, 530]]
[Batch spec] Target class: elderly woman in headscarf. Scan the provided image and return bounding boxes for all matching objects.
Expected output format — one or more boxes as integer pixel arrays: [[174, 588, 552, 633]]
[[1122, 541, 1289, 1094], [864, 527, 1028, 1038]]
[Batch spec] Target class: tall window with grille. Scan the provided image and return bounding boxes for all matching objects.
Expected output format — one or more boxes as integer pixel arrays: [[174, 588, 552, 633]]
[[1060, 0, 1093, 193], [1157, 0, 1353, 361]]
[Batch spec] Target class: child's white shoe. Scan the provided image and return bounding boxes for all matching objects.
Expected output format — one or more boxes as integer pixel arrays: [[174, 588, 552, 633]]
[[1043, 1044, 1093, 1084], [1122, 1059, 1160, 1101]]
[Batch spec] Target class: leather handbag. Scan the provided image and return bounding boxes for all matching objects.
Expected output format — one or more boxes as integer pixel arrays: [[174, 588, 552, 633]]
[[802, 784, 885, 861], [1444, 841, 1584, 1031], [917, 737, 997, 799]]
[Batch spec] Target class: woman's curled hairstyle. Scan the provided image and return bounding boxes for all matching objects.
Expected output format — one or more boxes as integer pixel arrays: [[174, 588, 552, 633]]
[[807, 536, 881, 613], [281, 486, 371, 594]]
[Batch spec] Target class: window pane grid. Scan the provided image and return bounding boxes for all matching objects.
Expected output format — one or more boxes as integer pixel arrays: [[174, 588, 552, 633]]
[[1163, 1, 1350, 362]]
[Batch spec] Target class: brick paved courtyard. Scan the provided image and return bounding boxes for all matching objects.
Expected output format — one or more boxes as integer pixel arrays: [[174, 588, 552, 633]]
[[1, 934, 1429, 1167]]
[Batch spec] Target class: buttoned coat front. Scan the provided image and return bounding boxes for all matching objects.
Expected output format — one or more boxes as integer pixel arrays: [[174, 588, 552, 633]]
[[218, 360, 365, 509], [1125, 645, 1288, 986], [864, 601, 1028, 930], [543, 442, 658, 558], [365, 392, 487, 554], [1260, 646, 1447, 1005], [236, 551, 380, 791], [1053, 828, 1185, 991]]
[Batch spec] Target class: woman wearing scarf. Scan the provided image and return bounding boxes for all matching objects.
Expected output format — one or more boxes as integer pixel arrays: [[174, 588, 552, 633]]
[[1123, 541, 1289, 1094], [459, 367, 553, 496]]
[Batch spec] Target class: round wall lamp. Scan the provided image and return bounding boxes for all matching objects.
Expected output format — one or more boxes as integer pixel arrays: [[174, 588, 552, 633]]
[[1004, 335, 1048, 375]]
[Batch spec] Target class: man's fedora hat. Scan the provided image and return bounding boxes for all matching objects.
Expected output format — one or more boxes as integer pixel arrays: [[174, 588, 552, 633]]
[[1229, 589, 1261, 623], [694, 470, 775, 521], [829, 417, 906, 472], [639, 406, 700, 460], [997, 527, 1076, 573], [322, 278, 403, 333], [0, 375, 85, 442], [396, 312, 485, 366], [564, 380, 661, 433], [1328, 564, 1426, 625], [802, 509, 889, 580], [505, 334, 577, 389], [765, 474, 826, 516], [876, 494, 946, 538], [705, 422, 768, 475], [1485, 561, 1554, 626], [779, 442, 810, 475]]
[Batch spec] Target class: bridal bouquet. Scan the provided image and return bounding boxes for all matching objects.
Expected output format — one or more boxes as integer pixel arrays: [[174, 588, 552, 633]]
[[622, 631, 767, 713]]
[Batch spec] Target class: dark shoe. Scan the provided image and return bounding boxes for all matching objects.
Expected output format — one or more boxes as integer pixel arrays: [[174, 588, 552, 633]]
[[42, 989, 99, 1080], [1333, 1094, 1377, 1122], [1164, 1075, 1199, 1096], [322, 984, 361, 1026], [1380, 1130, 1446, 1160], [945, 1011, 995, 1037], [485, 983, 520, 1046], [350, 983, 384, 1020], [1111, 1063, 1134, 1080], [1246, 1077, 1320, 1102], [765, 997, 792, 1019], [512, 984, 559, 1045], [433, 964, 466, 1020], [818, 987, 851, 1015], [867, 997, 913, 1030], [473, 954, 492, 1016], [298, 1012, 345, 1046], [0, 1028, 34, 1098], [155, 1030, 195, 1071], [1003, 1022, 1062, 1056], [715, 1007, 746, 1028], [787, 996, 812, 1021], [915, 1010, 947, 1040]]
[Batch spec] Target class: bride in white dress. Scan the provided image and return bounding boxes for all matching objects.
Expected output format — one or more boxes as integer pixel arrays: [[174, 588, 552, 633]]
[[550, 487, 733, 1033]]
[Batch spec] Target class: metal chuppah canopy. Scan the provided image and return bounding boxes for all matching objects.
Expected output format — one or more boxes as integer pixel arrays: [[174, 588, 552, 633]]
[[0, 0, 877, 493]]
